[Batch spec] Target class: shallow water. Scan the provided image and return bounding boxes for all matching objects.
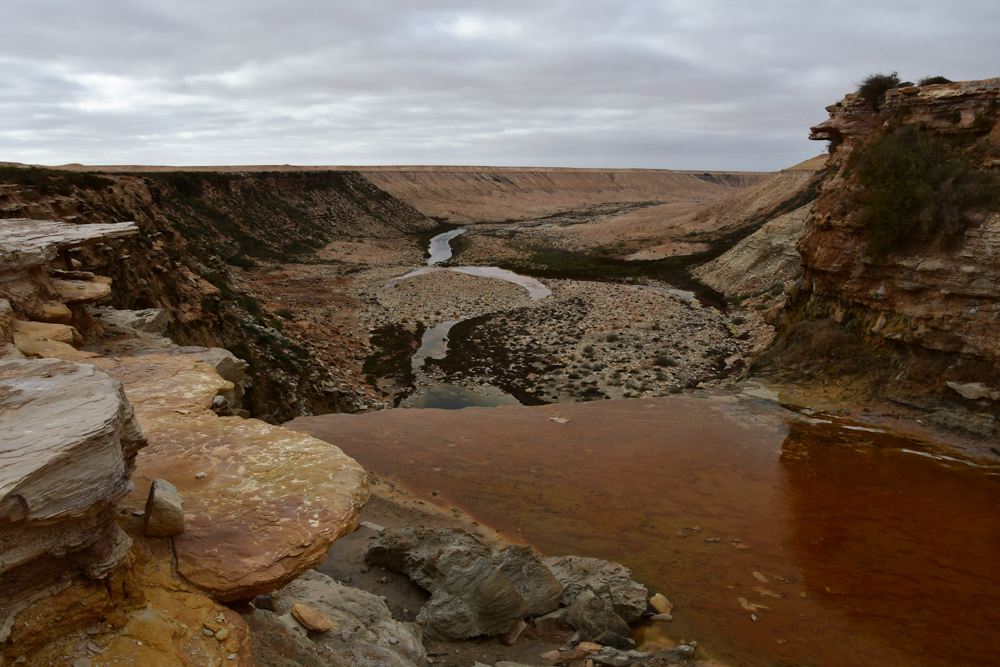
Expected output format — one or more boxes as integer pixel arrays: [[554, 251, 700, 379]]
[[427, 228, 466, 265], [396, 265, 551, 300], [405, 319, 522, 409], [288, 396, 1000, 667]]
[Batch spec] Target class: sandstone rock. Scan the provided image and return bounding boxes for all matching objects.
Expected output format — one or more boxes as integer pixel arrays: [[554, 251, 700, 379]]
[[91, 307, 170, 335], [0, 358, 145, 644], [143, 478, 184, 537], [543, 555, 648, 623], [649, 593, 672, 615], [0, 219, 138, 276], [946, 381, 993, 401], [27, 300, 73, 325], [269, 570, 426, 666], [87, 352, 368, 602], [51, 277, 112, 304], [366, 528, 561, 639], [291, 603, 335, 632], [565, 589, 630, 639], [7, 532, 256, 666], [13, 319, 82, 346]]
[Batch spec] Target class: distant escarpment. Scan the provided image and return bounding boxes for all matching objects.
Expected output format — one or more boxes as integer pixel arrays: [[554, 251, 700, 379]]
[[767, 78, 1000, 436], [0, 167, 434, 422]]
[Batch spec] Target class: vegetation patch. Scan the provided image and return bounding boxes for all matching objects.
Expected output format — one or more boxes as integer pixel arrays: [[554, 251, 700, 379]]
[[0, 165, 113, 195], [852, 127, 1000, 259]]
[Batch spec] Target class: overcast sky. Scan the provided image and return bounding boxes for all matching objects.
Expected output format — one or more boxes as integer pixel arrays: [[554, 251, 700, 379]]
[[0, 1, 996, 171]]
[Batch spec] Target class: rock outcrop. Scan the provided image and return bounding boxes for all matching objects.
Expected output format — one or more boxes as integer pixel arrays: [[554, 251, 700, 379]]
[[786, 77, 1000, 429], [365, 528, 562, 639], [0, 358, 145, 643]]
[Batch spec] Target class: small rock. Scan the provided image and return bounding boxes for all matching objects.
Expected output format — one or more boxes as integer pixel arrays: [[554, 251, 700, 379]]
[[649, 593, 672, 615], [650, 613, 672, 622], [340, 575, 352, 584], [594, 630, 636, 651], [254, 593, 276, 611], [143, 479, 184, 537], [502, 619, 527, 645], [215, 627, 229, 641], [360, 566, 370, 574], [195, 472, 207, 479], [291, 603, 335, 632], [341, 629, 351, 642]]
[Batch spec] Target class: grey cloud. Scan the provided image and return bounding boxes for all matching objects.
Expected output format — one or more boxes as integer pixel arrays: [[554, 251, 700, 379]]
[[1, 1, 997, 169]]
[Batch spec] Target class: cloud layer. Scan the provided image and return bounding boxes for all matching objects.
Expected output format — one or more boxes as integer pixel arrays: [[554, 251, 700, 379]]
[[1, 1, 997, 170]]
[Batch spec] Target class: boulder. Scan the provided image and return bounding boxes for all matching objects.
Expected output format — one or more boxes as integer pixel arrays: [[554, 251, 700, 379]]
[[26, 300, 73, 325], [143, 478, 185, 537], [565, 589, 630, 639], [366, 528, 561, 639], [95, 352, 368, 602], [50, 277, 112, 304], [245, 609, 327, 667], [13, 319, 82, 347], [649, 593, 672, 615], [0, 358, 145, 643], [543, 555, 648, 623], [267, 570, 426, 667]]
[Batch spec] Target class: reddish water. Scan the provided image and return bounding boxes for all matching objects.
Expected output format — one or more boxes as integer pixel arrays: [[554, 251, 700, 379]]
[[287, 396, 1000, 666]]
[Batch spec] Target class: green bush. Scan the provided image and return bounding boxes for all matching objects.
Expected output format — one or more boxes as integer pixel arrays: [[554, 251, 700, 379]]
[[853, 127, 1000, 259], [857, 72, 901, 110], [918, 76, 952, 86], [653, 355, 678, 368], [276, 307, 295, 320]]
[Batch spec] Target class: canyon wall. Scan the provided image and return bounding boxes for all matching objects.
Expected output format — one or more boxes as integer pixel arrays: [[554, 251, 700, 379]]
[[357, 166, 767, 222], [0, 167, 435, 422], [781, 78, 1000, 433]]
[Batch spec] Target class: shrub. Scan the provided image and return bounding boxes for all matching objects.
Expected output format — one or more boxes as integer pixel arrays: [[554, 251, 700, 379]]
[[653, 355, 678, 368], [853, 127, 1000, 259], [918, 76, 952, 86], [276, 307, 295, 320], [856, 72, 902, 110], [605, 333, 620, 343]]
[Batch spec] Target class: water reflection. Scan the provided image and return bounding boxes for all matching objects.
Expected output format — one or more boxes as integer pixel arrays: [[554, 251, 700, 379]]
[[286, 396, 1000, 666]]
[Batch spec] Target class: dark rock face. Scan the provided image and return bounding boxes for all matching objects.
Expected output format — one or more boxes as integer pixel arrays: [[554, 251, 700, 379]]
[[365, 528, 561, 639]]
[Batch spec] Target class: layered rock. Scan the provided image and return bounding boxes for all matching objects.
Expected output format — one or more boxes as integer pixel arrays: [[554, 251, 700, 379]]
[[789, 78, 1000, 422], [694, 204, 811, 300], [0, 219, 138, 276], [365, 528, 562, 639], [71, 350, 369, 602], [0, 358, 145, 642]]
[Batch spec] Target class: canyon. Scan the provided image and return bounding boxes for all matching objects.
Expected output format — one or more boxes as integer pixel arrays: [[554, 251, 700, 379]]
[[2, 77, 1000, 667]]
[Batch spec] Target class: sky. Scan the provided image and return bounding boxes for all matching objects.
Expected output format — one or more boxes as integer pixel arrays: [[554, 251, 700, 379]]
[[0, 1, 997, 171]]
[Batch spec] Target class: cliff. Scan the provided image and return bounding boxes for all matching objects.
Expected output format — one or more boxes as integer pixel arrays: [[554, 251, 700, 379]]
[[772, 78, 1000, 436], [357, 166, 767, 222], [0, 167, 435, 422]]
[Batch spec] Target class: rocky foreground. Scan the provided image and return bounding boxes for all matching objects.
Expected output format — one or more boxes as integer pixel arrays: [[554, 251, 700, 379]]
[[2, 221, 712, 665]]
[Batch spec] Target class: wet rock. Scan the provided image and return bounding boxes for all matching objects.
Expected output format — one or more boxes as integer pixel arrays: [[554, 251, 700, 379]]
[[365, 528, 561, 639], [254, 593, 277, 611], [565, 589, 630, 639], [270, 570, 426, 666], [544, 555, 648, 623], [142, 478, 184, 537], [649, 593, 672, 616], [653, 644, 696, 661]]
